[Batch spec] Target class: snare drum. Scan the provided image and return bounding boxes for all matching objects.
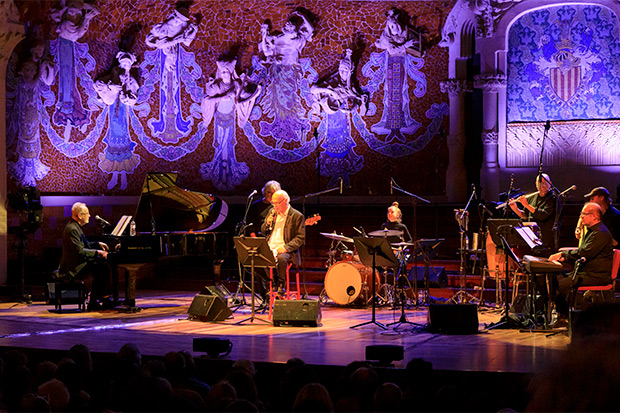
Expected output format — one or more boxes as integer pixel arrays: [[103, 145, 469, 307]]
[[324, 262, 380, 305]]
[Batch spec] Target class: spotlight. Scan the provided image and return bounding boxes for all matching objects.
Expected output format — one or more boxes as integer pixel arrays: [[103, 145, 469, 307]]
[[193, 337, 232, 358]]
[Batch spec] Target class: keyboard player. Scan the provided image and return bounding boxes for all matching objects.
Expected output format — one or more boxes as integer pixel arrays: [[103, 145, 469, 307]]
[[547, 202, 614, 326]]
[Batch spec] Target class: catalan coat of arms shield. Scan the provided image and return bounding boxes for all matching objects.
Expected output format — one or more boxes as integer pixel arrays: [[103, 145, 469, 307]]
[[550, 65, 581, 102]]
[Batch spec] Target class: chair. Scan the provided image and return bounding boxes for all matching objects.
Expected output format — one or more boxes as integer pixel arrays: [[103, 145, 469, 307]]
[[576, 249, 620, 302], [268, 263, 301, 318], [46, 272, 87, 312]]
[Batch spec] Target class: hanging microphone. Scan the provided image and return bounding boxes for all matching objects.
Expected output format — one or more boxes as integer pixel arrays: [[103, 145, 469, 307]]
[[340, 177, 343, 194], [390, 178, 393, 195], [248, 189, 258, 198], [545, 120, 551, 131], [95, 215, 111, 226]]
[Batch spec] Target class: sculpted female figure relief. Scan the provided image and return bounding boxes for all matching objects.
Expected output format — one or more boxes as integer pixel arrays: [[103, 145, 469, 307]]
[[200, 56, 262, 190]]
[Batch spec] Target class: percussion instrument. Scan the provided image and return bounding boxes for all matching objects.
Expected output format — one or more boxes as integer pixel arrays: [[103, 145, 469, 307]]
[[324, 262, 380, 305], [368, 229, 403, 237], [320, 232, 354, 243]]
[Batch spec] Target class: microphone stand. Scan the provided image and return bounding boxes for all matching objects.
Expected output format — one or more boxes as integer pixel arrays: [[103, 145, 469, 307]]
[[451, 186, 479, 304], [391, 181, 430, 306], [231, 193, 257, 310], [296, 184, 341, 299]]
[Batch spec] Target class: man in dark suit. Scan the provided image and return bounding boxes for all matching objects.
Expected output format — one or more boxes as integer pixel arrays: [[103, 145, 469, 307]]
[[549, 202, 614, 325], [57, 202, 114, 310], [261, 190, 305, 295]]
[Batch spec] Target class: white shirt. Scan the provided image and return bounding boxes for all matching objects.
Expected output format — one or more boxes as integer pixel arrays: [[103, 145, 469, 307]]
[[268, 205, 290, 256]]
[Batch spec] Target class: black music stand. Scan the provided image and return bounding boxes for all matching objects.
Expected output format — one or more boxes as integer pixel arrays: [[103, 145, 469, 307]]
[[411, 239, 444, 305], [486, 233, 527, 330], [351, 237, 399, 330], [233, 237, 275, 325]]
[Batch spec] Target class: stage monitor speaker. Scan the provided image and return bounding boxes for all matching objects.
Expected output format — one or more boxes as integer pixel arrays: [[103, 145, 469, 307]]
[[188, 294, 232, 322], [200, 285, 229, 301], [272, 300, 322, 327], [428, 303, 478, 334], [408, 266, 447, 288]]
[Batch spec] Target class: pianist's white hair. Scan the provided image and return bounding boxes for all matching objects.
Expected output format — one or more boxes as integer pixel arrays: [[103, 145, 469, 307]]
[[71, 202, 87, 218]]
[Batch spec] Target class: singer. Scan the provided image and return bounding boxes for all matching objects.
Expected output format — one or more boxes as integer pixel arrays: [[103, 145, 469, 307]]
[[56, 202, 117, 311], [247, 180, 281, 237], [548, 202, 614, 327], [508, 173, 557, 255], [261, 190, 305, 298]]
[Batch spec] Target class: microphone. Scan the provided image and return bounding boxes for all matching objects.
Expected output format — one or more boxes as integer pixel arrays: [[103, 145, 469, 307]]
[[472, 183, 477, 199], [576, 257, 586, 264], [267, 208, 277, 230], [339, 177, 343, 194], [560, 185, 577, 196], [390, 178, 393, 195], [545, 120, 551, 131], [95, 215, 111, 226], [248, 189, 258, 198]]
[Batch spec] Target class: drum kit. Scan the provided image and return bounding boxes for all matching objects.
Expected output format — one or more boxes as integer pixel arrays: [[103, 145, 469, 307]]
[[319, 230, 416, 307]]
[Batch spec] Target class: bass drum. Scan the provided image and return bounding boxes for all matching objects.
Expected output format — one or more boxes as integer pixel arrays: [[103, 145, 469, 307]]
[[324, 262, 380, 305]]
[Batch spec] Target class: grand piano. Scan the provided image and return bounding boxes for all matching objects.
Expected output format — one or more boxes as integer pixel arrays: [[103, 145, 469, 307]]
[[104, 172, 229, 307]]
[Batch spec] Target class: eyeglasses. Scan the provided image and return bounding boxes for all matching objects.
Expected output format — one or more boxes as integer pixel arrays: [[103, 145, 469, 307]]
[[271, 198, 286, 206], [580, 212, 593, 216]]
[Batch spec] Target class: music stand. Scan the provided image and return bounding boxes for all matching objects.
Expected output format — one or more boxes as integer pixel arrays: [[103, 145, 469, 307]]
[[351, 237, 399, 330], [486, 233, 527, 330], [411, 239, 444, 305], [233, 237, 275, 325]]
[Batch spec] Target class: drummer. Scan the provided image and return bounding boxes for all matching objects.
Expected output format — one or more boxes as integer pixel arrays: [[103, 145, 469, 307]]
[[382, 202, 412, 245]]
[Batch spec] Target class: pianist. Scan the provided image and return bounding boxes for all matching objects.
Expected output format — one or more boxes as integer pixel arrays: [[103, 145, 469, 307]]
[[56, 202, 116, 311], [548, 202, 614, 325]]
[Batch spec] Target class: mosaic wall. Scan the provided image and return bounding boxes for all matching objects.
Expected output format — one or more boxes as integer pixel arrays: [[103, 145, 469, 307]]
[[6, 0, 449, 197], [507, 4, 620, 122]]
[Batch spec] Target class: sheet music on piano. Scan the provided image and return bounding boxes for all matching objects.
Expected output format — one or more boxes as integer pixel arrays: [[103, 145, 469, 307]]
[[112, 215, 133, 236], [514, 226, 543, 249]]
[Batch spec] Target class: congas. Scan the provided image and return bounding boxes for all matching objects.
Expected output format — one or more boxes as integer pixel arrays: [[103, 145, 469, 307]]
[[324, 262, 380, 305], [485, 232, 519, 279]]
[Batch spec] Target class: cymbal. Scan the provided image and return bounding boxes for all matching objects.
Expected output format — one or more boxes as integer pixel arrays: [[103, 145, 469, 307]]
[[391, 242, 415, 247], [320, 232, 354, 243], [368, 229, 403, 237]]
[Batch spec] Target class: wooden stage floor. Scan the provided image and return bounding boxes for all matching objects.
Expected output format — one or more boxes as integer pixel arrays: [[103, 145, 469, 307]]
[[0, 291, 569, 374]]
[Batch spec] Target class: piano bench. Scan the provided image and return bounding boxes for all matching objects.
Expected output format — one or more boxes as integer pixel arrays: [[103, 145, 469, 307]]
[[46, 280, 87, 313]]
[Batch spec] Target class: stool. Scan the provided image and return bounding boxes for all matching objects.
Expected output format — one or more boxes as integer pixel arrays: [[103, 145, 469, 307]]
[[46, 278, 86, 313], [268, 263, 301, 318]]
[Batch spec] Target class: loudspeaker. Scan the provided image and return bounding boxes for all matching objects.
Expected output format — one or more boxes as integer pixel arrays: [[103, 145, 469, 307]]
[[272, 300, 322, 327], [365, 345, 404, 363], [200, 285, 229, 301], [188, 294, 232, 322], [408, 266, 447, 288], [428, 303, 479, 334]]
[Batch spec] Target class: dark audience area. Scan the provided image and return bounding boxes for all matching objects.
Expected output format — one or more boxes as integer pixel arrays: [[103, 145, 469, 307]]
[[1, 344, 531, 412], [5, 301, 620, 413]]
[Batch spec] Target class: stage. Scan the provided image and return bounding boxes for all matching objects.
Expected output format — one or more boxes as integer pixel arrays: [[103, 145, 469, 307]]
[[0, 290, 569, 374]]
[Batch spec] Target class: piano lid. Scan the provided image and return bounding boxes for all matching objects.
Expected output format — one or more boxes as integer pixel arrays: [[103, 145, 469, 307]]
[[134, 172, 228, 233]]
